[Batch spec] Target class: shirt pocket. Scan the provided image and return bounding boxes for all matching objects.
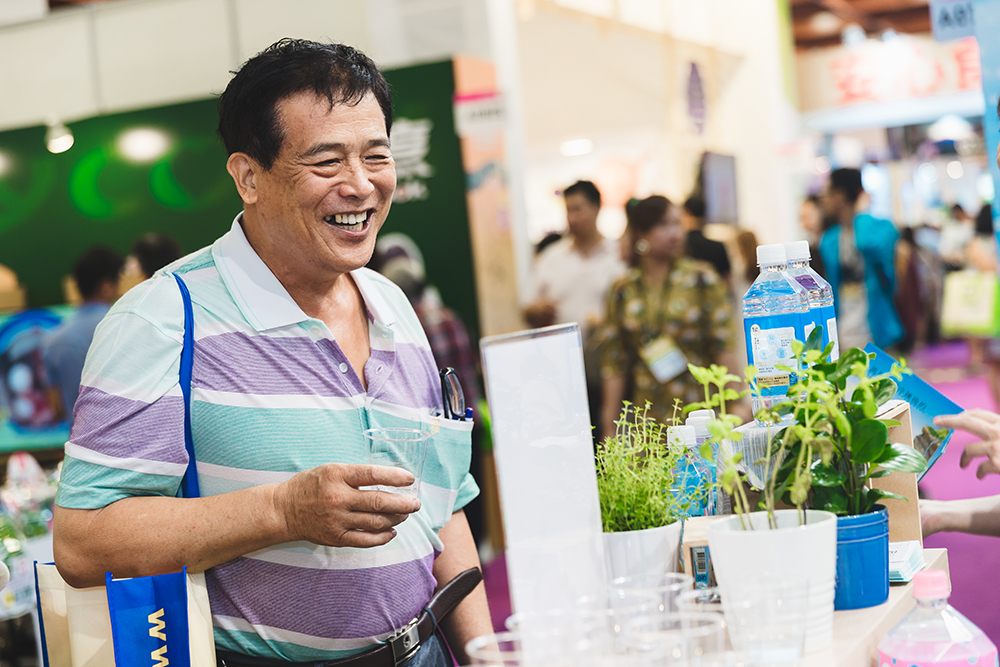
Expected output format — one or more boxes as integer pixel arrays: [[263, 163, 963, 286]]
[[418, 417, 474, 531]]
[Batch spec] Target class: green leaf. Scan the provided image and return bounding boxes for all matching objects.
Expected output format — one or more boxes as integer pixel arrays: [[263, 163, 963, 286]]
[[867, 488, 910, 503], [830, 348, 867, 383], [810, 460, 846, 487], [850, 418, 888, 464], [804, 325, 824, 353], [877, 419, 902, 429], [813, 486, 849, 515], [868, 468, 893, 478], [870, 378, 897, 407], [874, 443, 928, 474]]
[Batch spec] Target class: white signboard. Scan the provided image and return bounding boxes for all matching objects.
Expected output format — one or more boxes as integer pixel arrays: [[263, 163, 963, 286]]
[[481, 324, 607, 616], [931, 0, 976, 41]]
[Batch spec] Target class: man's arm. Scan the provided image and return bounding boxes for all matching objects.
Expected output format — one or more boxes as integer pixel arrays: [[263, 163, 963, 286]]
[[54, 463, 419, 588], [433, 510, 493, 663], [921, 495, 1000, 537]]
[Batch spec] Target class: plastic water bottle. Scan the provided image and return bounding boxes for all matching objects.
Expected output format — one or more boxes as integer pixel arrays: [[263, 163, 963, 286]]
[[877, 570, 998, 666], [742, 244, 810, 416], [672, 425, 711, 517], [784, 241, 839, 362], [685, 410, 719, 515]]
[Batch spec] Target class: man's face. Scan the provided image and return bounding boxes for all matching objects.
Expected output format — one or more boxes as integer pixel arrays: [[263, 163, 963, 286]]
[[565, 192, 599, 239], [821, 186, 846, 219], [249, 92, 396, 279]]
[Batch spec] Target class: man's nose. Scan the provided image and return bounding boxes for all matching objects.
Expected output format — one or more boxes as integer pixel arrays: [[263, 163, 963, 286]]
[[339, 161, 376, 199]]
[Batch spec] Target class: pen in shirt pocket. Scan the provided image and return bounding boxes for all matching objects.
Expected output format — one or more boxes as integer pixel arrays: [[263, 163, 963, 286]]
[[439, 367, 473, 421]]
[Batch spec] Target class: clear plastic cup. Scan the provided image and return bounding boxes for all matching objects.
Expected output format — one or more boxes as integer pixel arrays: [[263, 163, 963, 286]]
[[622, 611, 726, 663], [610, 572, 694, 614], [722, 576, 808, 665], [364, 428, 430, 496]]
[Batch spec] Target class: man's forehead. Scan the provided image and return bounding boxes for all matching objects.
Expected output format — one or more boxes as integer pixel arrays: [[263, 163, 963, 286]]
[[276, 90, 384, 130]]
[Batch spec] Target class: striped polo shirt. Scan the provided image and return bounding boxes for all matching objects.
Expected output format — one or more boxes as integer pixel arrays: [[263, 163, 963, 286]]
[[55, 216, 478, 661]]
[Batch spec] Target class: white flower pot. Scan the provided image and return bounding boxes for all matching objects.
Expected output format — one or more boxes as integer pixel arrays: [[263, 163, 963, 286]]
[[706, 510, 837, 655], [603, 521, 683, 581]]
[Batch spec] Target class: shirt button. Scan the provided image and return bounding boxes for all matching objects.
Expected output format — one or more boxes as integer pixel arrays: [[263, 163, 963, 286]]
[[377, 365, 384, 373], [339, 362, 349, 373]]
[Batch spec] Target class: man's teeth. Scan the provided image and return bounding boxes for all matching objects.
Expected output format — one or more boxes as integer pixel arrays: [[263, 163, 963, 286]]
[[324, 212, 367, 231]]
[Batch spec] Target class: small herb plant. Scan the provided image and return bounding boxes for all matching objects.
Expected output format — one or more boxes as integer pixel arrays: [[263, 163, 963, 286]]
[[768, 330, 929, 517], [596, 402, 701, 533]]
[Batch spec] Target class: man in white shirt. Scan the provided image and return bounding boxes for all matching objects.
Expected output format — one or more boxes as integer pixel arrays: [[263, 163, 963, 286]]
[[524, 180, 625, 334], [524, 180, 625, 439]]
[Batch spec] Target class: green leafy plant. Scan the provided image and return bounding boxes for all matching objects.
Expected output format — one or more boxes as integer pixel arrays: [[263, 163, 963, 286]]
[[596, 401, 701, 532], [767, 328, 929, 517]]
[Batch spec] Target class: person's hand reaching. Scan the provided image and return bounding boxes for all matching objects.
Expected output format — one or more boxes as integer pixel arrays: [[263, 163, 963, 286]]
[[934, 409, 1000, 479]]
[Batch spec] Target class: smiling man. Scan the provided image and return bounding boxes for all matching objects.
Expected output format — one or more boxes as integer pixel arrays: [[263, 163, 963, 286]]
[[52, 39, 490, 666]]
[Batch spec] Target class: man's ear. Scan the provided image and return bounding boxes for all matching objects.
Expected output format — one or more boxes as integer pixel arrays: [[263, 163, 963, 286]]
[[227, 153, 260, 205]]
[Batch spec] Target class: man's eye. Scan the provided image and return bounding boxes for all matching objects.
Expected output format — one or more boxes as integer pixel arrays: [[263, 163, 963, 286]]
[[366, 154, 390, 161], [315, 159, 341, 167]]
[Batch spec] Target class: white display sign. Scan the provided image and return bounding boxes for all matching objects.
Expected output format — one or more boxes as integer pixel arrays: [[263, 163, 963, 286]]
[[454, 95, 506, 137], [481, 324, 607, 616]]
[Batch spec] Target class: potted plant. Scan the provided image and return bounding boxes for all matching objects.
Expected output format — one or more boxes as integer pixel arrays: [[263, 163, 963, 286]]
[[685, 361, 839, 655], [765, 332, 928, 610], [596, 402, 700, 580]]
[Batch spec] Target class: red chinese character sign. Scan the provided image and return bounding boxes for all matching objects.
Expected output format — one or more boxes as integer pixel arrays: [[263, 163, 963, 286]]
[[798, 35, 982, 112]]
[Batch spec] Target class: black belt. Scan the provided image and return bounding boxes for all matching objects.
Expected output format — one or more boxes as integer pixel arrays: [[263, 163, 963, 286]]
[[217, 567, 483, 667]]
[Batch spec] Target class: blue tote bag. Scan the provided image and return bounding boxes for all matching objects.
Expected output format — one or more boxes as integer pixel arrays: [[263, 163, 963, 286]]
[[35, 274, 215, 667]]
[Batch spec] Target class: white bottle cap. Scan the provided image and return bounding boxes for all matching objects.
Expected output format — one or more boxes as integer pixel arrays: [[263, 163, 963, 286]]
[[670, 425, 698, 448], [756, 244, 786, 266], [784, 240, 811, 262], [685, 415, 713, 440]]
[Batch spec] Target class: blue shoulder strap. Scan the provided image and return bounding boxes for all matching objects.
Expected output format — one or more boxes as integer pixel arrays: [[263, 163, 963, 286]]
[[172, 273, 200, 499]]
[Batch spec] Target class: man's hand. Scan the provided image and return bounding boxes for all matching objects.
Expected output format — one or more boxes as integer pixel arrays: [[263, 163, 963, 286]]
[[934, 409, 1000, 479], [275, 464, 421, 548], [524, 299, 557, 329]]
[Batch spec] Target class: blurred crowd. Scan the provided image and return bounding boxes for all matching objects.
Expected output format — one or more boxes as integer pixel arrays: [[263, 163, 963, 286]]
[[521, 168, 1000, 442]]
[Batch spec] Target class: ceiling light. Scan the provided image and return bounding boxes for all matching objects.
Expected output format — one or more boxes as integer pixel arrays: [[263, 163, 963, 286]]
[[947, 161, 964, 179], [814, 156, 831, 173], [45, 118, 74, 154], [117, 127, 172, 163], [927, 114, 974, 142], [841, 24, 867, 47], [560, 138, 593, 157], [809, 11, 843, 34], [918, 162, 938, 183]]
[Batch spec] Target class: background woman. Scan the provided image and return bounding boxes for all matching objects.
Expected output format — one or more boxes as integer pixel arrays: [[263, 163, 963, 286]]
[[599, 195, 735, 435]]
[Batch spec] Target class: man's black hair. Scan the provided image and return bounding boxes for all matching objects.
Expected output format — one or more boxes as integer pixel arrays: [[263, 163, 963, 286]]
[[828, 168, 864, 205], [976, 204, 994, 236], [74, 247, 123, 300], [217, 38, 393, 170], [131, 233, 183, 278], [683, 195, 706, 219], [563, 180, 601, 207]]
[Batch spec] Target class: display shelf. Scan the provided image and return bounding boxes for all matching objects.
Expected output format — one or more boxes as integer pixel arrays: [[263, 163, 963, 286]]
[[803, 548, 949, 667]]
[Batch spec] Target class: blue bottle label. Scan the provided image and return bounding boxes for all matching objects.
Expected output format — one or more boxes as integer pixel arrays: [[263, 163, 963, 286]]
[[803, 304, 839, 361]]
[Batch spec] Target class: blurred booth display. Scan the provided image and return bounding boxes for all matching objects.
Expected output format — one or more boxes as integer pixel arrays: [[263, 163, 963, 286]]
[[797, 34, 981, 111], [699, 152, 738, 225], [0, 308, 73, 452]]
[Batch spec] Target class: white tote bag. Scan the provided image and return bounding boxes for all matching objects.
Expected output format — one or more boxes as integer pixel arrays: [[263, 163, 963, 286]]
[[35, 562, 215, 667]]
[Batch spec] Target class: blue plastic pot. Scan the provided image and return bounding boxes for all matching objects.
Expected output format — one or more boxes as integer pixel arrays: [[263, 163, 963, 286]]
[[833, 504, 889, 610]]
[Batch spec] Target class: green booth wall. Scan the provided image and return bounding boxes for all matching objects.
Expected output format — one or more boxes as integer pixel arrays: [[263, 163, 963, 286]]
[[0, 59, 479, 343]]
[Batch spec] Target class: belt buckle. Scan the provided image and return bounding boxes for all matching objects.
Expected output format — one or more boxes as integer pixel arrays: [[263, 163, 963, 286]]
[[388, 617, 421, 666]]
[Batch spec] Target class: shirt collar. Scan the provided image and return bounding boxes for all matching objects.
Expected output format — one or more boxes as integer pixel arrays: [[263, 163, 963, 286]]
[[212, 213, 395, 332]]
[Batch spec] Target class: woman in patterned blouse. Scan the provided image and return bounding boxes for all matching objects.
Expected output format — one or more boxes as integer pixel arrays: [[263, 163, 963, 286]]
[[600, 195, 737, 434]]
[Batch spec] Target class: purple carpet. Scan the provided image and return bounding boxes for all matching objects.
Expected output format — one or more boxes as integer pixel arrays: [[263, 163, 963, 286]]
[[914, 357, 1000, 645]]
